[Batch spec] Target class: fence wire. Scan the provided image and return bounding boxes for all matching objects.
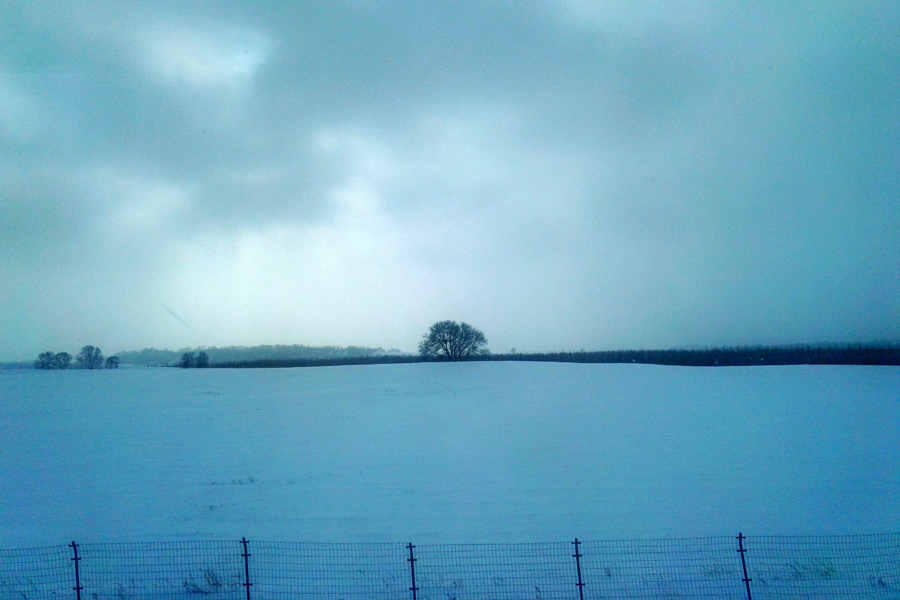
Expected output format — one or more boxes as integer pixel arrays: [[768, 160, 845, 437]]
[[77, 541, 244, 600], [1, 534, 897, 600], [580, 536, 748, 599], [415, 542, 574, 600], [744, 533, 900, 599], [0, 544, 71, 600], [250, 542, 408, 600]]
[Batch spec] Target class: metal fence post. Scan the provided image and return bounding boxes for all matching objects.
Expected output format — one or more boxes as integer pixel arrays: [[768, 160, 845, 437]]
[[407, 543, 419, 600], [69, 541, 82, 600], [240, 537, 252, 600], [736, 533, 752, 600], [572, 538, 585, 600]]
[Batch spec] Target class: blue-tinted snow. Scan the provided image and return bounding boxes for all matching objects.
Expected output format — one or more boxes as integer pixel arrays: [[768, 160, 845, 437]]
[[1, 363, 897, 546]]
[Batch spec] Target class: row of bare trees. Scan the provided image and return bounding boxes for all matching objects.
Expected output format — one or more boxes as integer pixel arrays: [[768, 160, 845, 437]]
[[35, 345, 119, 369], [33, 322, 489, 370]]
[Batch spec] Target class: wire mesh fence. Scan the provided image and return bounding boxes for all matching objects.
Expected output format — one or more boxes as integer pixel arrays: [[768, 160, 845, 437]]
[[744, 533, 899, 599], [580, 536, 750, 599], [1, 533, 897, 600], [250, 542, 409, 600], [0, 544, 71, 600], [414, 542, 575, 600], [78, 541, 245, 600]]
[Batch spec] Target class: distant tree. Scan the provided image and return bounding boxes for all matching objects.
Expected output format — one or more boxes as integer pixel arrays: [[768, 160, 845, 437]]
[[419, 320, 489, 361], [36, 351, 74, 369], [195, 351, 209, 368], [76, 345, 104, 369], [53, 352, 72, 369], [35, 351, 55, 369], [105, 356, 120, 369], [180, 352, 195, 368]]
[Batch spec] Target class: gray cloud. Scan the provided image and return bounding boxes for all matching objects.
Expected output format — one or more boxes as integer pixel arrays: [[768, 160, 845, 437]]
[[1, 1, 898, 360]]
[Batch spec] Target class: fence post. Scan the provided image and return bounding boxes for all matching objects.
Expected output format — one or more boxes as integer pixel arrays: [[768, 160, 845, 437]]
[[240, 537, 252, 600], [572, 538, 585, 600], [407, 543, 419, 600], [736, 533, 752, 600], [69, 541, 82, 600]]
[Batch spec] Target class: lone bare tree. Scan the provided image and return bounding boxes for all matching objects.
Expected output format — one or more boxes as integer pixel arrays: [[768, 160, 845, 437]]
[[419, 320, 489, 361]]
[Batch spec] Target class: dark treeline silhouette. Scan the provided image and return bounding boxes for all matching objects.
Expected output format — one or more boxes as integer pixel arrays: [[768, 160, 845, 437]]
[[119, 344, 404, 366], [486, 344, 900, 367], [214, 344, 899, 369], [214, 355, 423, 369], [179, 351, 209, 368], [33, 346, 119, 369]]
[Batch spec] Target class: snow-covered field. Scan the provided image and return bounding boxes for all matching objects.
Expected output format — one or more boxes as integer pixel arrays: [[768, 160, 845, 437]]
[[1, 362, 897, 547]]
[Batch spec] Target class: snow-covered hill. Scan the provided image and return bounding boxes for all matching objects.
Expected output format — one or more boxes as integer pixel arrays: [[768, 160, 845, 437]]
[[1, 362, 897, 547]]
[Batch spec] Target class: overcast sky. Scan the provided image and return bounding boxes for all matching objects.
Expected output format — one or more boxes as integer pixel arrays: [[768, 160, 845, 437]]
[[1, 1, 898, 361]]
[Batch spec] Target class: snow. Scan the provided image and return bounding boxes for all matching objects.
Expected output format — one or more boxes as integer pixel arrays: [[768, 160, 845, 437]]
[[0, 362, 897, 547]]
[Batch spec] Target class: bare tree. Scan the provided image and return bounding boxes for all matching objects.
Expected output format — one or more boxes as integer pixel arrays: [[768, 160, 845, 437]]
[[35, 351, 55, 369], [419, 320, 489, 361], [76, 345, 104, 369], [180, 352, 195, 368], [53, 352, 72, 369], [36, 351, 73, 369]]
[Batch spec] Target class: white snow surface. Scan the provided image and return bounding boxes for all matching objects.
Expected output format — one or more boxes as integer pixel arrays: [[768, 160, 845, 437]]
[[1, 362, 897, 547]]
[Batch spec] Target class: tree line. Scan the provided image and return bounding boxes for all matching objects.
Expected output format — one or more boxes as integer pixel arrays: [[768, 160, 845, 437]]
[[117, 344, 399, 366], [481, 344, 900, 366], [218, 336, 899, 369], [34, 345, 119, 369], [33, 323, 899, 371], [213, 321, 488, 367], [179, 351, 209, 368]]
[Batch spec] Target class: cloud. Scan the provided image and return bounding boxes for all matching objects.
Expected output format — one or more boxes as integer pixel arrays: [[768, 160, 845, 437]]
[[93, 168, 194, 236], [0, 74, 43, 140], [140, 26, 272, 90], [0, 1, 897, 360], [313, 102, 596, 259], [549, 0, 720, 43]]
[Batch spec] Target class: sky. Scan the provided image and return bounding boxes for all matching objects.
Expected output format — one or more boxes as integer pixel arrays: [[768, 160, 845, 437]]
[[1, 1, 898, 361]]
